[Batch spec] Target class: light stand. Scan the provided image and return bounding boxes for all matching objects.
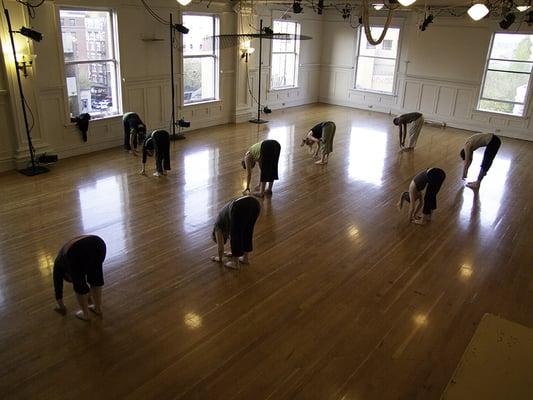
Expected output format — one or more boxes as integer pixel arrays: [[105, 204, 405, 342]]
[[249, 19, 268, 124], [170, 13, 185, 140], [4, 8, 48, 176]]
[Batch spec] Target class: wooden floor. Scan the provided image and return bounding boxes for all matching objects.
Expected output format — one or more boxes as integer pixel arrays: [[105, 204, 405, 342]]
[[1, 103, 532, 399]]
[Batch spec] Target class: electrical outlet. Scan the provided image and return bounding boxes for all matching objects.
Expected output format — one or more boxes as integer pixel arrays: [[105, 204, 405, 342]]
[[368, 105, 373, 109]]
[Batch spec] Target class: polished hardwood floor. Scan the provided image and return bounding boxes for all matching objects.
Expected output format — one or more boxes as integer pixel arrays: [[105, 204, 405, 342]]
[[1, 103, 532, 399]]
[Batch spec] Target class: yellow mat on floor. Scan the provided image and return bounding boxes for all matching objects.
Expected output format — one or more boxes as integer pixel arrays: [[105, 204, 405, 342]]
[[442, 313, 533, 400]]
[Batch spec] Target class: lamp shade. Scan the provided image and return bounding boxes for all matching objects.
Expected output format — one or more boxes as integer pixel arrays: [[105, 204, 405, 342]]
[[467, 4, 489, 21], [177, 0, 192, 6], [397, 0, 416, 6]]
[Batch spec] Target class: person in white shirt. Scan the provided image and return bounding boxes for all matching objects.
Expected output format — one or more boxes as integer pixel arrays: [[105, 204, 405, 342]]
[[460, 133, 501, 190]]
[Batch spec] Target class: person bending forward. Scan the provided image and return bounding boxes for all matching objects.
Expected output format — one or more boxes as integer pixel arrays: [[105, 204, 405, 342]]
[[140, 130, 171, 177], [211, 196, 261, 269], [398, 167, 446, 225], [53, 235, 106, 321], [242, 139, 281, 197], [123, 112, 147, 154], [460, 132, 501, 190], [393, 112, 424, 151], [301, 121, 336, 164]]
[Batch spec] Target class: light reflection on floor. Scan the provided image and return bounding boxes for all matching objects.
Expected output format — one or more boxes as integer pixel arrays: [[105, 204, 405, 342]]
[[183, 149, 217, 232], [459, 156, 511, 228], [77, 176, 126, 258], [348, 127, 388, 186]]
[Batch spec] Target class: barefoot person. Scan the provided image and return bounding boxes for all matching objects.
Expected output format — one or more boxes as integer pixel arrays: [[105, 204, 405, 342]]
[[460, 132, 501, 190], [398, 167, 446, 225], [140, 130, 171, 177], [211, 196, 261, 269], [393, 112, 424, 151], [301, 121, 336, 164], [242, 139, 281, 197], [123, 112, 147, 155], [53, 235, 106, 321]]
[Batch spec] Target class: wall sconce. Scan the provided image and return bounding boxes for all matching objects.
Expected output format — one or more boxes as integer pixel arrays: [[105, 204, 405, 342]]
[[240, 41, 255, 63], [16, 54, 33, 78]]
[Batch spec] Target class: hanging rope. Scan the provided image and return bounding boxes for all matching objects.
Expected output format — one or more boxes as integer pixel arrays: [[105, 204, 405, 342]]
[[361, 0, 394, 45]]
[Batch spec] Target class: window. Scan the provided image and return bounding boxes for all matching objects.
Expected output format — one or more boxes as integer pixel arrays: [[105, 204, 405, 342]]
[[182, 14, 219, 104], [59, 9, 121, 119], [355, 26, 400, 94], [271, 20, 300, 89], [477, 33, 533, 117]]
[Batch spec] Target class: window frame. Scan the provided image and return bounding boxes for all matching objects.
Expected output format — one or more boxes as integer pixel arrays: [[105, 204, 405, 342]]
[[476, 32, 533, 118], [353, 25, 402, 96], [57, 6, 122, 121], [270, 19, 301, 91], [182, 13, 220, 106]]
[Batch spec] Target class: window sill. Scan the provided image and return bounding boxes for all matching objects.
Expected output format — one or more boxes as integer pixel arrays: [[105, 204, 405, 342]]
[[349, 88, 397, 97], [184, 99, 221, 107], [473, 109, 529, 121], [65, 113, 122, 127], [269, 86, 299, 92]]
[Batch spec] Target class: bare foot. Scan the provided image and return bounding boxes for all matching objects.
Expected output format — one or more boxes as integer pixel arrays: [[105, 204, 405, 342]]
[[211, 256, 222, 262], [224, 260, 239, 269], [253, 191, 264, 198], [411, 217, 426, 225], [264, 189, 273, 196], [254, 184, 261, 191], [88, 304, 102, 316], [238, 256, 249, 264], [153, 172, 162, 177], [54, 304, 67, 316], [162, 170, 167, 176], [466, 181, 480, 190], [242, 188, 250, 195], [315, 160, 327, 165], [75, 310, 90, 321]]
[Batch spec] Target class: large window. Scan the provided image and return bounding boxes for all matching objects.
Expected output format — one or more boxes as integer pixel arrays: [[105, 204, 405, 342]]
[[355, 26, 400, 94], [477, 33, 533, 117], [183, 14, 219, 104], [271, 20, 300, 89], [59, 9, 121, 119]]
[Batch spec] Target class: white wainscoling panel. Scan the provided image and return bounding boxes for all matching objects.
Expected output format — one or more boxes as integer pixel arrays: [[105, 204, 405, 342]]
[[436, 87, 455, 117], [420, 84, 438, 114], [403, 81, 421, 110], [453, 89, 473, 120]]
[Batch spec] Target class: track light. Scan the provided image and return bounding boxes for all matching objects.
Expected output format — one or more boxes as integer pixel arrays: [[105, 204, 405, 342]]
[[342, 7, 351, 19], [397, 0, 416, 6], [516, 1, 531, 12], [173, 23, 189, 34], [373, 3, 385, 10], [292, 0, 303, 14], [419, 14, 434, 31], [19, 27, 43, 42], [528, 10, 533, 23], [467, 3, 489, 21], [499, 12, 516, 29], [176, 0, 192, 5]]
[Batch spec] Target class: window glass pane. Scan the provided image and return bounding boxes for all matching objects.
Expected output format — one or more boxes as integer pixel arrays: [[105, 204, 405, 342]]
[[183, 15, 214, 56], [478, 99, 525, 116], [65, 61, 118, 118], [359, 27, 400, 58], [272, 20, 296, 53], [271, 53, 286, 88], [481, 70, 530, 102], [59, 10, 112, 61], [184, 57, 215, 103], [490, 33, 533, 62], [488, 60, 532, 73], [356, 57, 396, 93]]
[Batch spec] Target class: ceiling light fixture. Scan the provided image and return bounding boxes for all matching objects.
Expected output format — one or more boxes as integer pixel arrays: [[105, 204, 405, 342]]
[[467, 3, 490, 20], [293, 0, 303, 13], [373, 3, 385, 10], [397, 0, 416, 6], [317, 0, 324, 14], [176, 0, 192, 5], [516, 5, 531, 11]]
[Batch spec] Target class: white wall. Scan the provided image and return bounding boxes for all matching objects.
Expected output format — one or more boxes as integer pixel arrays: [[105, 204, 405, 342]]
[[319, 12, 533, 141]]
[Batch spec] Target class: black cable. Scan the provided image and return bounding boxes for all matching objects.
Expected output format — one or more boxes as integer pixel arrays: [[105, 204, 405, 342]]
[[140, 0, 170, 26]]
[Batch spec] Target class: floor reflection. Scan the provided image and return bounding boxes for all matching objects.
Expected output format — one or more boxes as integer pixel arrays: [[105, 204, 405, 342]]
[[459, 156, 511, 227], [78, 176, 126, 258], [183, 149, 217, 232], [267, 125, 295, 177], [348, 127, 387, 186]]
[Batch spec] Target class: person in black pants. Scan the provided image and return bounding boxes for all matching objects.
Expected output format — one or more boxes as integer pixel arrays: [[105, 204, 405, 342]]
[[241, 139, 281, 197], [123, 112, 147, 154], [140, 130, 171, 177], [53, 235, 106, 321], [460, 132, 501, 190], [211, 196, 261, 269], [398, 167, 446, 225]]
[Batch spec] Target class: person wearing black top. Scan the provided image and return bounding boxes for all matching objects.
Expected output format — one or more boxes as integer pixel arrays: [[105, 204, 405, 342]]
[[211, 196, 261, 269], [393, 112, 424, 151], [398, 168, 446, 225], [140, 130, 171, 177], [301, 121, 336, 164], [123, 112, 147, 154], [53, 235, 106, 321]]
